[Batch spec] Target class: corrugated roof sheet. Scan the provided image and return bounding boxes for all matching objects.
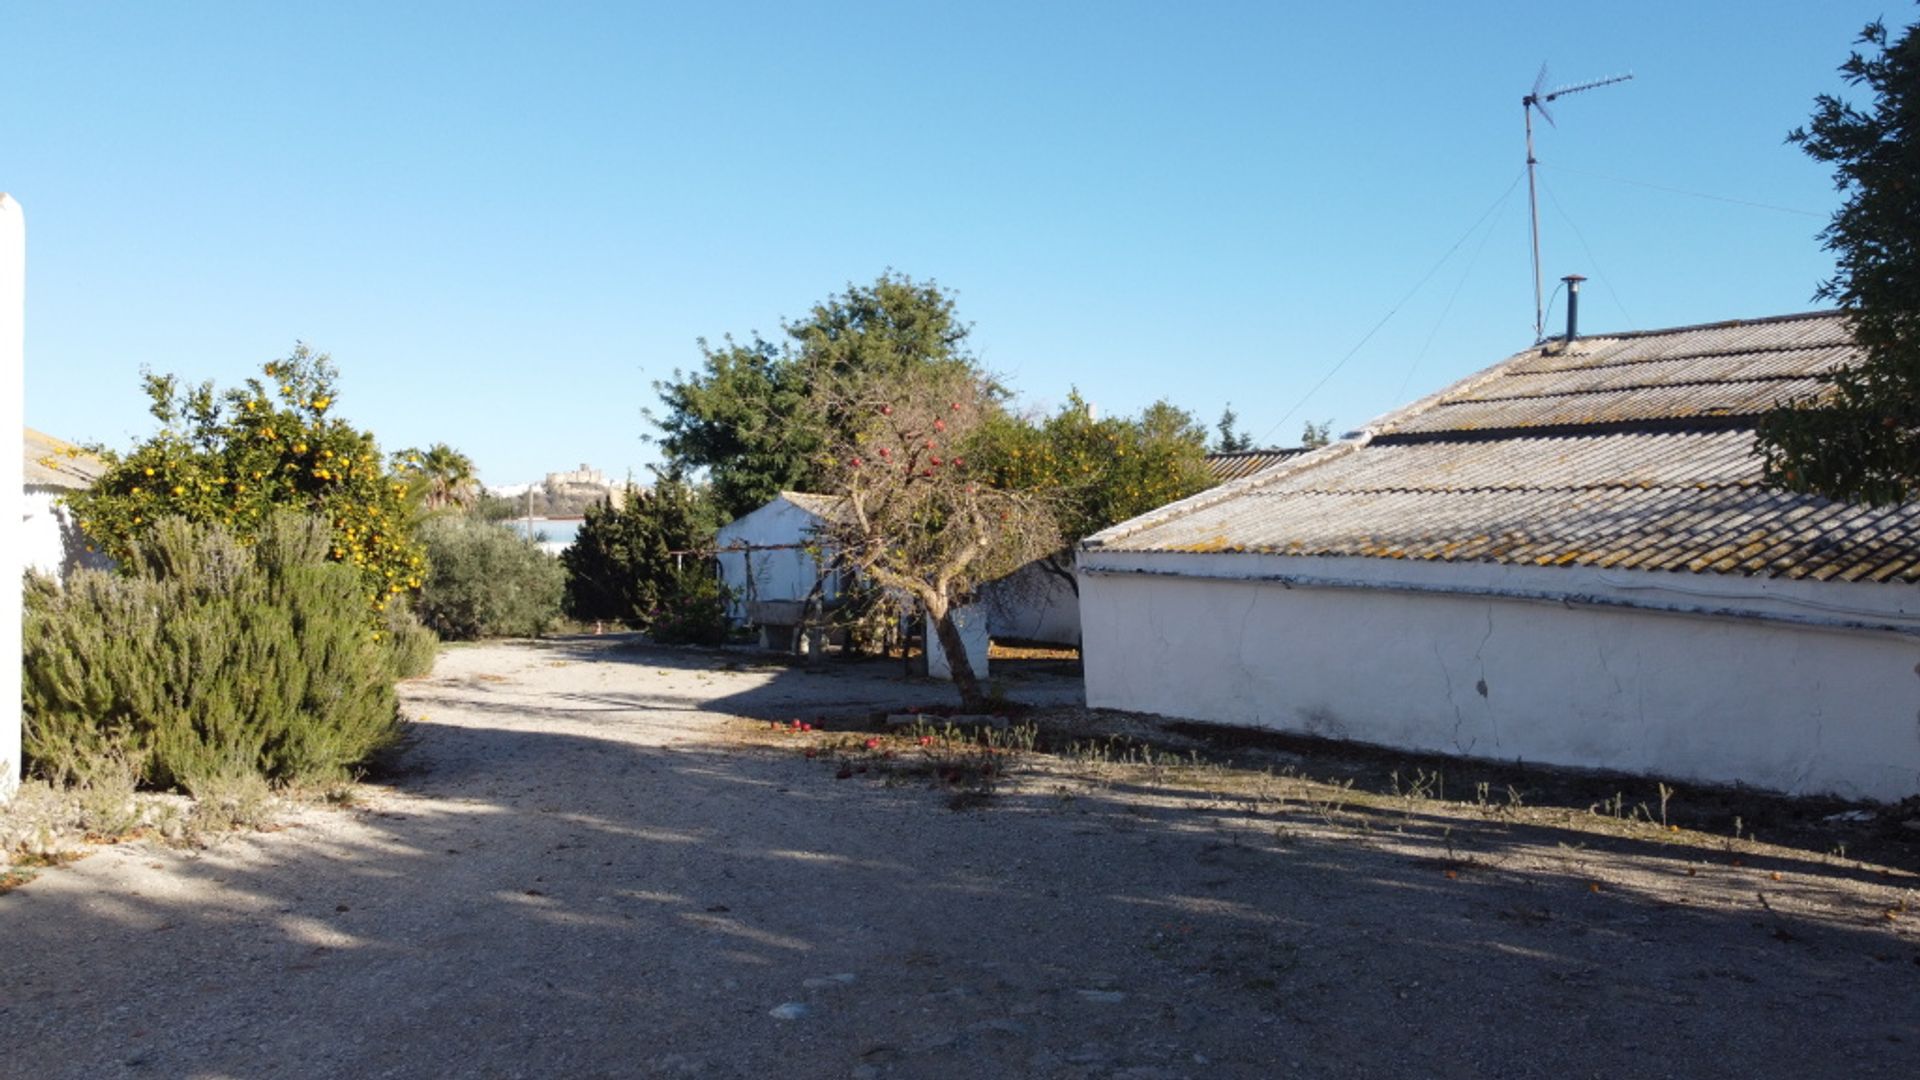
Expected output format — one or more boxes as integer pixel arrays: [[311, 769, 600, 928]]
[[780, 491, 850, 521], [1204, 448, 1308, 484], [1090, 312, 1920, 582], [25, 428, 107, 489]]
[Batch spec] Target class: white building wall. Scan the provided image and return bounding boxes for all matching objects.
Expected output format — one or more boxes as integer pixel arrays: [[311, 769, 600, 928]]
[[1080, 551, 1920, 803], [24, 487, 105, 580], [978, 559, 1081, 645], [925, 603, 991, 681], [714, 499, 835, 624]]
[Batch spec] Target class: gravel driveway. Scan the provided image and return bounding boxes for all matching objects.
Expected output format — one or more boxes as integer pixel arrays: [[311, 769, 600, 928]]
[[3, 636, 1917, 1079]]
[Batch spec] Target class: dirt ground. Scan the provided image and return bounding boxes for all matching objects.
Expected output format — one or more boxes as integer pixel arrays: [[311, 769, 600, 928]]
[[3, 635, 1918, 1079]]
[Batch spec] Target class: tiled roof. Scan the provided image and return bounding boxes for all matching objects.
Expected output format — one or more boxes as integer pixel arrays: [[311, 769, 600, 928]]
[[1204, 448, 1308, 484], [1087, 312, 1920, 582], [24, 428, 107, 490]]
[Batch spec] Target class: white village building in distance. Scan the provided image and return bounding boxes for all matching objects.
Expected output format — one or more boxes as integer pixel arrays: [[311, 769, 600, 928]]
[[1080, 310, 1920, 803]]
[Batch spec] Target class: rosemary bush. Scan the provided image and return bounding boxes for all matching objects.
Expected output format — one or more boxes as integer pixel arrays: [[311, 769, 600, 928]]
[[22, 514, 416, 793]]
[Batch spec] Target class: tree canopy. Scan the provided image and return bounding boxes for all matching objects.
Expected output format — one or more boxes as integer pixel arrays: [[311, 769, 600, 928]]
[[972, 391, 1213, 568], [1214, 404, 1254, 453], [65, 346, 426, 615], [651, 272, 978, 521], [561, 475, 719, 628], [815, 361, 1056, 706], [651, 273, 1217, 701], [396, 442, 480, 511], [1756, 12, 1920, 505]]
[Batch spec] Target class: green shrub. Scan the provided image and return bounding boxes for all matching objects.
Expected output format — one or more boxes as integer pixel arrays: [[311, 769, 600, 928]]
[[562, 476, 717, 624], [648, 566, 733, 646], [385, 601, 441, 678], [413, 516, 565, 640], [22, 513, 409, 793]]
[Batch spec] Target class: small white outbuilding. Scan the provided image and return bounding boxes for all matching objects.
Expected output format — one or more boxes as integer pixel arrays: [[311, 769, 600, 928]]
[[712, 490, 991, 678], [713, 491, 847, 625], [1080, 311, 1920, 802]]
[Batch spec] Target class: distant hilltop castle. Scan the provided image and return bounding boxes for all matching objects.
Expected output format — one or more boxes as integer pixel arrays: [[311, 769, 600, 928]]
[[543, 463, 626, 510], [490, 463, 629, 515], [545, 463, 607, 490]]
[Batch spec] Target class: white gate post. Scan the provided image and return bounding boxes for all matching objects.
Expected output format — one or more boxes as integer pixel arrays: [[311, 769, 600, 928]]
[[1, 194, 25, 799]]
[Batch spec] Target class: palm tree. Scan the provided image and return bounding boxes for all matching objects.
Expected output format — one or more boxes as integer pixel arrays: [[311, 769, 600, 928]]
[[399, 443, 479, 511]]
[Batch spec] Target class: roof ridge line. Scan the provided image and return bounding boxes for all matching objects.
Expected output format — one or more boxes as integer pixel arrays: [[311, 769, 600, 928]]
[[1447, 373, 1828, 406], [1372, 415, 1762, 443], [1582, 309, 1842, 341], [1528, 340, 1852, 372], [1278, 479, 1757, 496]]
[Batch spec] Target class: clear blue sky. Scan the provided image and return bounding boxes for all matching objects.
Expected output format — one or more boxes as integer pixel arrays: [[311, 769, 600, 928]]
[[5, 2, 1882, 487]]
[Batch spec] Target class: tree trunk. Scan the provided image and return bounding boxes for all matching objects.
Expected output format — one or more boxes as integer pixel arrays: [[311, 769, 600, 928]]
[[927, 597, 989, 711]]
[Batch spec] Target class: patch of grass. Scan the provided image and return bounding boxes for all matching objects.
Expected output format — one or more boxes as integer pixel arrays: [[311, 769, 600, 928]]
[[182, 767, 279, 837]]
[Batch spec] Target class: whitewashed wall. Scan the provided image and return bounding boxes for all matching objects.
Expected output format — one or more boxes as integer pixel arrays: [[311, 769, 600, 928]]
[[925, 603, 991, 682], [24, 488, 107, 580], [1079, 551, 1920, 803], [714, 498, 835, 624], [978, 558, 1080, 645]]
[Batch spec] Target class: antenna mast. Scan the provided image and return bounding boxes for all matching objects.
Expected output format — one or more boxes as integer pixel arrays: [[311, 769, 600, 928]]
[[1523, 66, 1632, 342]]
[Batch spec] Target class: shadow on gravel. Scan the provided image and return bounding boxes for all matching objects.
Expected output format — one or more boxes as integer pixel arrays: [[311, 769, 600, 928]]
[[5, 643, 1919, 1080]]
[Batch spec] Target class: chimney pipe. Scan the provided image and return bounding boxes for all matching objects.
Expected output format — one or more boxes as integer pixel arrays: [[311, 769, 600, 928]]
[[1562, 274, 1586, 342]]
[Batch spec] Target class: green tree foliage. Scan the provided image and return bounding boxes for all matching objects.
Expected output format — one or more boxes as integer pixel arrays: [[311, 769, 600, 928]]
[[561, 476, 718, 626], [651, 272, 980, 520], [396, 442, 480, 511], [1757, 13, 1920, 504], [1214, 404, 1254, 453], [22, 514, 419, 794], [1300, 419, 1333, 449], [973, 391, 1214, 565], [646, 567, 733, 646], [65, 346, 427, 615], [413, 516, 565, 640], [470, 490, 522, 523]]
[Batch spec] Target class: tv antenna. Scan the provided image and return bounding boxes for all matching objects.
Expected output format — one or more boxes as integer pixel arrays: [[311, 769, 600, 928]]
[[1524, 65, 1632, 341]]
